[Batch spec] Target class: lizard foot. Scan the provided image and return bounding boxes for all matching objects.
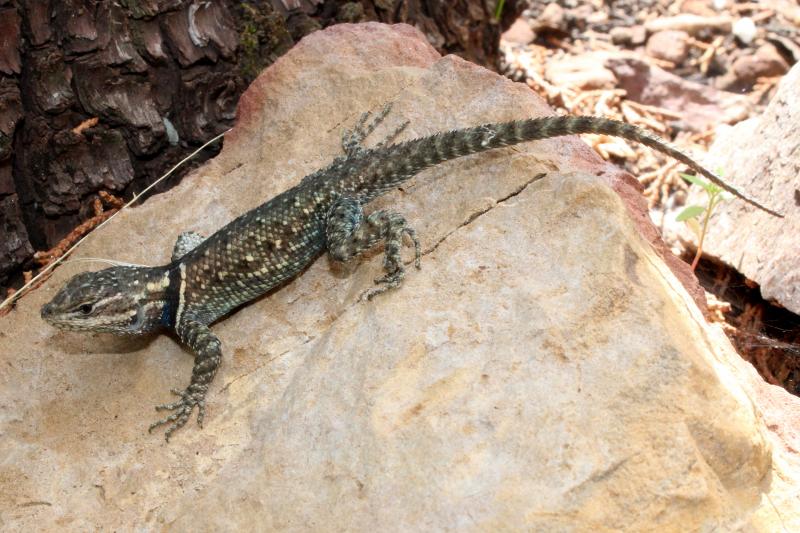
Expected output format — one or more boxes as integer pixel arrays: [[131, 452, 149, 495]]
[[363, 226, 421, 301], [148, 386, 207, 441], [365, 270, 404, 300]]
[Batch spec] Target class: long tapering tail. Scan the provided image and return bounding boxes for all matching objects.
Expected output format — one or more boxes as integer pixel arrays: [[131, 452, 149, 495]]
[[357, 115, 782, 217]]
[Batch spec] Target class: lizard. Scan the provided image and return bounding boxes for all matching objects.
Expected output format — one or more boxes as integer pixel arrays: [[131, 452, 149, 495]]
[[40, 107, 783, 440]]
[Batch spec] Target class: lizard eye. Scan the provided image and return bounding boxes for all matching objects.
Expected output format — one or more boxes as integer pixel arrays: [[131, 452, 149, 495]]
[[79, 303, 94, 315]]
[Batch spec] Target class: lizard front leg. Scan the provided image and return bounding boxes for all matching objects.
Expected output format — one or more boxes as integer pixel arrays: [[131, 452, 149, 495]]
[[148, 319, 222, 441], [171, 231, 206, 261], [326, 197, 421, 299]]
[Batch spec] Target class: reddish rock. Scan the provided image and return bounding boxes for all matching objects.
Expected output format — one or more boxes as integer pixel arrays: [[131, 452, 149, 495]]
[[607, 57, 752, 131], [716, 43, 791, 91], [646, 30, 690, 64], [732, 43, 790, 81], [501, 18, 534, 44]]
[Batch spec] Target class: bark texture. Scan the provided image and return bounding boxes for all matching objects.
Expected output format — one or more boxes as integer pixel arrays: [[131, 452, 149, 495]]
[[0, 0, 522, 292]]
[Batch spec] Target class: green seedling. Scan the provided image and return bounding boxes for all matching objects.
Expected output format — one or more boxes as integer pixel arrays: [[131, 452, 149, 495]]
[[495, 0, 506, 20], [676, 171, 733, 271]]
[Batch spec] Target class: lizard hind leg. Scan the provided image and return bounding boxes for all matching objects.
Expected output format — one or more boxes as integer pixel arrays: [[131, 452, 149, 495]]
[[341, 103, 409, 157], [325, 197, 421, 300]]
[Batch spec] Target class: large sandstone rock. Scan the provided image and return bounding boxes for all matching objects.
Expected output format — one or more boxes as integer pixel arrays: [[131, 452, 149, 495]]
[[678, 62, 800, 315], [1, 23, 798, 531]]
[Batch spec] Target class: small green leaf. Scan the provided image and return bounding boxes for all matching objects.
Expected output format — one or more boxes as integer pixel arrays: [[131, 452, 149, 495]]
[[685, 217, 702, 239], [676, 205, 705, 221], [680, 172, 706, 187], [680, 173, 717, 194]]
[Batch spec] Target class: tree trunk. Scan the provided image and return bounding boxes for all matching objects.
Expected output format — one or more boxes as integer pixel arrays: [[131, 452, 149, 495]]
[[0, 0, 523, 293]]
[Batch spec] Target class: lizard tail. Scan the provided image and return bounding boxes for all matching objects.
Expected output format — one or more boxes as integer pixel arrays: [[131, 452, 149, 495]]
[[359, 115, 782, 217]]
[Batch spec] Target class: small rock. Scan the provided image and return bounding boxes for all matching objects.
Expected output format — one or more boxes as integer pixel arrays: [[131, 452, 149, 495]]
[[645, 14, 732, 35], [546, 51, 619, 90], [720, 43, 791, 90], [501, 18, 535, 45], [538, 2, 567, 33], [646, 30, 690, 64], [732, 17, 757, 45], [682, 0, 718, 16], [566, 4, 594, 31], [610, 26, 646, 46], [586, 9, 608, 25], [769, 0, 800, 25], [631, 25, 647, 45], [610, 26, 634, 46]]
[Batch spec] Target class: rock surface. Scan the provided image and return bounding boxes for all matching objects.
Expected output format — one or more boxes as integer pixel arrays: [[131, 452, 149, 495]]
[[1, 23, 798, 531], [677, 62, 800, 315]]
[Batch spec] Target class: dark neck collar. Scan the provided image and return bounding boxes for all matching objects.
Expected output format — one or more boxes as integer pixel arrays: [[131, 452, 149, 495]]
[[160, 266, 182, 327]]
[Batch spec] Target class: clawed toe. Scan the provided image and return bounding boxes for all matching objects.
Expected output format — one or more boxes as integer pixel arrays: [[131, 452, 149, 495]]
[[364, 268, 405, 300], [148, 388, 205, 441]]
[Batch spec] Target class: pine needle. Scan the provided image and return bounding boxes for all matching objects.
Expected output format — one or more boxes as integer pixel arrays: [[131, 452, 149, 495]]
[[61, 258, 149, 268]]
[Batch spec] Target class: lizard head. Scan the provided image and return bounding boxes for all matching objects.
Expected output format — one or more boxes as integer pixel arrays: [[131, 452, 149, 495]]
[[41, 266, 171, 334]]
